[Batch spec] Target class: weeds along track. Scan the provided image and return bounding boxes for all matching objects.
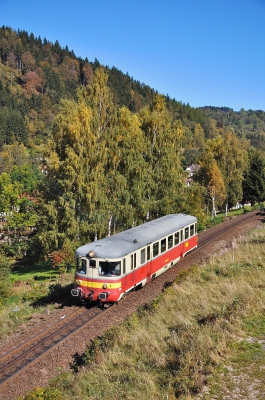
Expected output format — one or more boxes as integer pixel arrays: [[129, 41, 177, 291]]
[[0, 210, 263, 400]]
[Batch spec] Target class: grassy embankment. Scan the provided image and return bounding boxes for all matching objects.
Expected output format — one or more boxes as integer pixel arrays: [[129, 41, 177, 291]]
[[20, 208, 265, 400]]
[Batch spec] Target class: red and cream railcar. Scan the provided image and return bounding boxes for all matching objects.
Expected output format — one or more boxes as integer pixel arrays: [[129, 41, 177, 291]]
[[71, 213, 197, 305]]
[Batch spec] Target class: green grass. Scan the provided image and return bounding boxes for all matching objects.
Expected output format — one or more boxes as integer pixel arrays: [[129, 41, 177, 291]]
[[10, 261, 60, 282]]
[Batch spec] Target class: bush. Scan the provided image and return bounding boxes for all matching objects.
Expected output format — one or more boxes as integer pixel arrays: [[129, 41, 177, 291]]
[[0, 251, 11, 303], [17, 387, 64, 399]]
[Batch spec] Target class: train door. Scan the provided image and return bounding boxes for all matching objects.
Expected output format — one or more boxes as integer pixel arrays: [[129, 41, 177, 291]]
[[146, 245, 152, 282], [184, 225, 190, 255], [178, 229, 184, 258], [122, 257, 127, 290], [127, 252, 136, 288], [174, 230, 183, 259]]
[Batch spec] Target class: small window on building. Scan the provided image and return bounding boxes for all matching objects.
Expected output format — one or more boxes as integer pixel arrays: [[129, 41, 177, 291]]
[[147, 246, 151, 261], [153, 242, 159, 257], [168, 235, 173, 249], [161, 238, 166, 253], [185, 227, 189, 240], [141, 249, 145, 264]]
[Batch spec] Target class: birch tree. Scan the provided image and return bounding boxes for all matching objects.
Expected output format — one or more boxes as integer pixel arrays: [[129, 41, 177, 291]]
[[139, 94, 185, 218]]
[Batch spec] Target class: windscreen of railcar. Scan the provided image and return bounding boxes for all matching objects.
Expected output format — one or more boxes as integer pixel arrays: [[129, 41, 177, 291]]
[[99, 261, 121, 276]]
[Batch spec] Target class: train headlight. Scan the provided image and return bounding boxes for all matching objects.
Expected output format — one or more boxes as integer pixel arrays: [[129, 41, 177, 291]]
[[76, 279, 82, 285], [102, 284, 107, 289]]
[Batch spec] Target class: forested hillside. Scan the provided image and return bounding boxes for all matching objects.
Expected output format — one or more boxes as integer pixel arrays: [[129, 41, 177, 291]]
[[1, 25, 265, 266], [200, 106, 265, 150]]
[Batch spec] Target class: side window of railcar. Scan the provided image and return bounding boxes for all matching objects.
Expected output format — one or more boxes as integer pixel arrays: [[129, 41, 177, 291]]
[[190, 224, 194, 236], [77, 258, 87, 274], [175, 231, 180, 245], [130, 254, 133, 270], [141, 249, 145, 264], [123, 258, 126, 274], [181, 230, 183, 242], [185, 227, 189, 240], [161, 238, 166, 253], [134, 253, 136, 268], [113, 262, 121, 276], [195, 223, 197, 234], [153, 242, 159, 257], [168, 235, 173, 249], [90, 260, 96, 268], [147, 246, 151, 261]]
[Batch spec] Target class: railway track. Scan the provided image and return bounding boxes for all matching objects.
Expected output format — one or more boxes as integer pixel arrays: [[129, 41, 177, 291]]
[[198, 210, 260, 248], [0, 209, 262, 399], [0, 307, 104, 392]]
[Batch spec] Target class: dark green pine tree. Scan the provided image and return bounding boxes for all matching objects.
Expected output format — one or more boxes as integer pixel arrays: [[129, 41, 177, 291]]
[[6, 111, 28, 145], [243, 150, 265, 206]]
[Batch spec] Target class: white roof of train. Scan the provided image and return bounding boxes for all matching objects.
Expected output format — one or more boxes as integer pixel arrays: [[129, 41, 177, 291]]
[[76, 214, 197, 259]]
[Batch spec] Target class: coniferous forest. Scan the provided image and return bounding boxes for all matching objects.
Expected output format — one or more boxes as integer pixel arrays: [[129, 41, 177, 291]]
[[1, 25, 265, 267]]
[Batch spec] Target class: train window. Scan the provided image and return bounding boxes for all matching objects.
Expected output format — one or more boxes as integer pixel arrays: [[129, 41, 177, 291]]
[[168, 235, 173, 249], [181, 230, 183, 242], [123, 258, 126, 274], [185, 227, 189, 240], [195, 223, 197, 234], [153, 242, 159, 257], [141, 249, 145, 264], [161, 238, 166, 253], [89, 260, 96, 268], [190, 224, 194, 236], [147, 246, 151, 261], [99, 261, 121, 276], [175, 232, 180, 245], [131, 254, 133, 270], [134, 253, 136, 268], [77, 258, 87, 274]]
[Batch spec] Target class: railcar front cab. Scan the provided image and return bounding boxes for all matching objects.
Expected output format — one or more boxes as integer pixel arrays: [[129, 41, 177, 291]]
[[71, 250, 123, 305]]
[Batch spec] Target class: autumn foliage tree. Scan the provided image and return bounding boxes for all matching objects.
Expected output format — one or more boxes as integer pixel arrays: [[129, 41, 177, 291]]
[[48, 242, 75, 273]]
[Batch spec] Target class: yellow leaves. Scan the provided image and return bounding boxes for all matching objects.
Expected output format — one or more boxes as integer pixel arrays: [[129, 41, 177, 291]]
[[53, 98, 92, 146], [48, 151, 60, 170]]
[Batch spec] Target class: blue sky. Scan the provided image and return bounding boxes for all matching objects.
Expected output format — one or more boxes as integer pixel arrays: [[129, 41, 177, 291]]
[[1, 0, 264, 111]]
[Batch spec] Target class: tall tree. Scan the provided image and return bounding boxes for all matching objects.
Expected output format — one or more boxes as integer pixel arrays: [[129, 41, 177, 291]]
[[209, 132, 248, 209], [37, 68, 117, 254], [38, 97, 93, 252], [111, 106, 148, 228], [139, 94, 185, 218], [194, 146, 226, 217], [242, 149, 265, 205]]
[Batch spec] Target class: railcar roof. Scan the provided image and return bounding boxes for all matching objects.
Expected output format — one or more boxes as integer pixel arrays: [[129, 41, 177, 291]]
[[76, 214, 197, 259]]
